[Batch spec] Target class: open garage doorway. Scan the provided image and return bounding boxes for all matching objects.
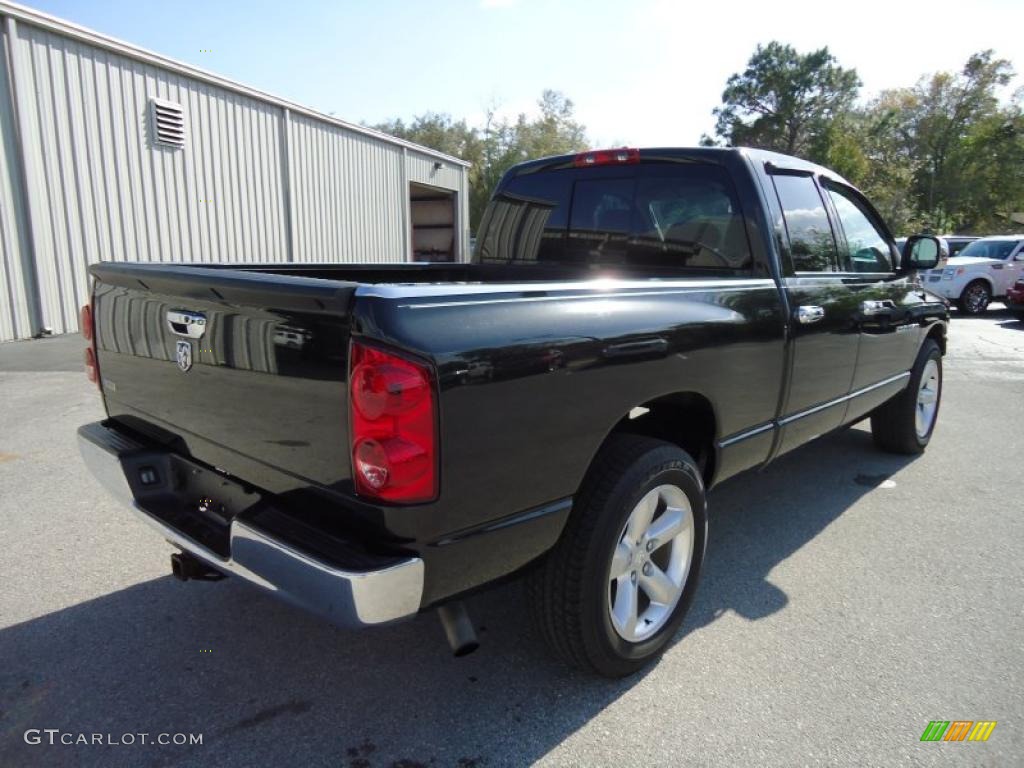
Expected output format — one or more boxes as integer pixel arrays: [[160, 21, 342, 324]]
[[410, 183, 457, 262]]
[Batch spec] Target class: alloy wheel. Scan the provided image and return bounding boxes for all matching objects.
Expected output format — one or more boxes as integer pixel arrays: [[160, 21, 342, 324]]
[[915, 359, 940, 438], [608, 484, 694, 642], [965, 284, 989, 313]]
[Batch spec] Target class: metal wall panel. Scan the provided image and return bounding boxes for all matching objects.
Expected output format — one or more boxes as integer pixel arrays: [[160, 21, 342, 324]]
[[288, 114, 407, 263], [405, 152, 464, 192], [0, 20, 36, 339], [8, 22, 290, 336], [0, 2, 470, 341]]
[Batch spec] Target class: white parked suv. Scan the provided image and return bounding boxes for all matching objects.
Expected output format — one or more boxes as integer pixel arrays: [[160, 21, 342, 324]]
[[922, 235, 1024, 314]]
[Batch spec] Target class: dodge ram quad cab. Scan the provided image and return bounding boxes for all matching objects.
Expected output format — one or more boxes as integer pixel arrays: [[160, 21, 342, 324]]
[[78, 147, 949, 677]]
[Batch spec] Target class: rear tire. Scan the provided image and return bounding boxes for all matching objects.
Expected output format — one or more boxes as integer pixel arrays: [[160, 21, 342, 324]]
[[870, 339, 942, 454], [527, 434, 707, 677], [957, 280, 991, 314]]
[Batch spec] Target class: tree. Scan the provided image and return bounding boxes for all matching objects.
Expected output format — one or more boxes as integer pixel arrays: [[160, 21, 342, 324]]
[[711, 42, 860, 159], [708, 44, 1024, 235], [950, 104, 1024, 231], [373, 90, 589, 232], [372, 112, 482, 161], [897, 51, 1017, 231], [514, 90, 588, 159]]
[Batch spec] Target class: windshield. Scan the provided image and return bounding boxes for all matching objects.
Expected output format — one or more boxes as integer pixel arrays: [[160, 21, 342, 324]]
[[958, 240, 1019, 259]]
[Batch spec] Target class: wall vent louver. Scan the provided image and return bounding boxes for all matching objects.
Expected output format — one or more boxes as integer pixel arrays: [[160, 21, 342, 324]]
[[149, 98, 185, 148]]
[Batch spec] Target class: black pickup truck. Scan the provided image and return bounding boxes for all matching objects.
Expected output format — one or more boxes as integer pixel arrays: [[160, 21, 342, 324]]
[[78, 147, 948, 677]]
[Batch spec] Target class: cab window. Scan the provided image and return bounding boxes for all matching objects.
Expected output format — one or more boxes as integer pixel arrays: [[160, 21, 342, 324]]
[[474, 170, 572, 263], [564, 171, 751, 269], [825, 185, 894, 272], [476, 163, 753, 271], [771, 174, 837, 272]]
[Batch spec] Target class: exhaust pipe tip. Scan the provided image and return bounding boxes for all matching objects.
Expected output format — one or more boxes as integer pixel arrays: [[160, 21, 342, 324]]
[[437, 601, 479, 657], [170, 552, 225, 582], [453, 640, 480, 658], [170, 552, 188, 581]]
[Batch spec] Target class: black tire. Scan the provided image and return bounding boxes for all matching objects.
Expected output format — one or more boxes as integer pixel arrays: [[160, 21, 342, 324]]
[[870, 339, 942, 454], [527, 434, 707, 677], [957, 280, 991, 314]]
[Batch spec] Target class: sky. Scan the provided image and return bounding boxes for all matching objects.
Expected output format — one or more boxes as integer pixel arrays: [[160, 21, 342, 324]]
[[24, 0, 1024, 147]]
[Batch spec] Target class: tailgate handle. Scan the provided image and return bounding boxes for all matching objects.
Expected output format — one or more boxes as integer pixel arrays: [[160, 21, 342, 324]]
[[166, 310, 207, 339]]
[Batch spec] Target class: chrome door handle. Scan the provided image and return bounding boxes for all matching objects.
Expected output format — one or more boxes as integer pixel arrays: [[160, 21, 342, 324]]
[[796, 305, 825, 324], [861, 299, 896, 316]]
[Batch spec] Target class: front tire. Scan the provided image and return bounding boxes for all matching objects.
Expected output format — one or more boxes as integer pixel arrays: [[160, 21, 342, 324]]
[[957, 280, 991, 314], [527, 435, 707, 677], [870, 339, 942, 454]]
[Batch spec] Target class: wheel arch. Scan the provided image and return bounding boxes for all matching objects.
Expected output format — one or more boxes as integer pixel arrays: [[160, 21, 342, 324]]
[[961, 274, 995, 295], [598, 391, 718, 488], [923, 320, 947, 356]]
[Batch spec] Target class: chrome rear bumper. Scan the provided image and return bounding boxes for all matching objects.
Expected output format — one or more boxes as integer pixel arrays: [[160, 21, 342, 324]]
[[77, 422, 423, 627]]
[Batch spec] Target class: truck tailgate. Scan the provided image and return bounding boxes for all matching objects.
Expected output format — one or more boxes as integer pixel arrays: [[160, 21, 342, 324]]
[[90, 263, 358, 495]]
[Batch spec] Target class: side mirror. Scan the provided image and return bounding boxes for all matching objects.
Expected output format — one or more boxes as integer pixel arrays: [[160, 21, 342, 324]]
[[903, 235, 942, 271]]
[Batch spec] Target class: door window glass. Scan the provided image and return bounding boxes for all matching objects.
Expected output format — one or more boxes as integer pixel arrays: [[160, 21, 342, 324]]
[[826, 185, 894, 272], [771, 174, 836, 272]]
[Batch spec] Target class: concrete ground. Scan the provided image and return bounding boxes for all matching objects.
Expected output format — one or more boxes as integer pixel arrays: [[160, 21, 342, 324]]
[[1, 310, 1022, 768]]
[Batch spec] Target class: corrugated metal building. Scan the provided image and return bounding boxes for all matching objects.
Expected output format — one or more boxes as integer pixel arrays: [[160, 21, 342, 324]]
[[0, 1, 470, 342]]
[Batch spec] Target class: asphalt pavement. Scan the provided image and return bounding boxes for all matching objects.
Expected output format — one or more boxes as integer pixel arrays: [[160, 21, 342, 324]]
[[1, 310, 1022, 767]]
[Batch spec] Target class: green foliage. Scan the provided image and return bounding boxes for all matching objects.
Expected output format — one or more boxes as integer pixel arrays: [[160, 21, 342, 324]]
[[892, 51, 1019, 232], [712, 44, 1024, 236], [712, 42, 861, 158], [373, 90, 589, 232]]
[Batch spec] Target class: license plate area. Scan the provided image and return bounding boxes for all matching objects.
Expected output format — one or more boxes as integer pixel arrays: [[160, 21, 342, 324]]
[[122, 451, 262, 557]]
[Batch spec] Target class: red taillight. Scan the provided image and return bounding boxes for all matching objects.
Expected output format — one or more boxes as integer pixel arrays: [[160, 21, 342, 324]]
[[349, 341, 437, 503], [81, 303, 99, 388], [80, 304, 93, 342], [84, 347, 98, 383], [573, 147, 640, 167]]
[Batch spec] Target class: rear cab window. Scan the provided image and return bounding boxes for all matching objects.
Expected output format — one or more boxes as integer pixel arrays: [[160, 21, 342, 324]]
[[769, 173, 838, 273], [475, 161, 754, 272]]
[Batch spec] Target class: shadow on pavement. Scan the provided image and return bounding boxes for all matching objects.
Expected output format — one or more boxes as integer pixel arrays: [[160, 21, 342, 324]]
[[995, 315, 1024, 330], [687, 426, 915, 633], [948, 305, 1012, 321], [0, 426, 916, 768]]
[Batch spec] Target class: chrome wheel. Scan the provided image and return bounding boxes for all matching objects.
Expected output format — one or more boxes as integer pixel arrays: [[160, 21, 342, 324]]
[[915, 359, 940, 438], [963, 283, 990, 314], [608, 484, 694, 643]]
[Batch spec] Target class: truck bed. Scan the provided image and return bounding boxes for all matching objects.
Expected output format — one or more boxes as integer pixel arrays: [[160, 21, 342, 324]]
[[89, 259, 744, 504], [173, 260, 743, 284]]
